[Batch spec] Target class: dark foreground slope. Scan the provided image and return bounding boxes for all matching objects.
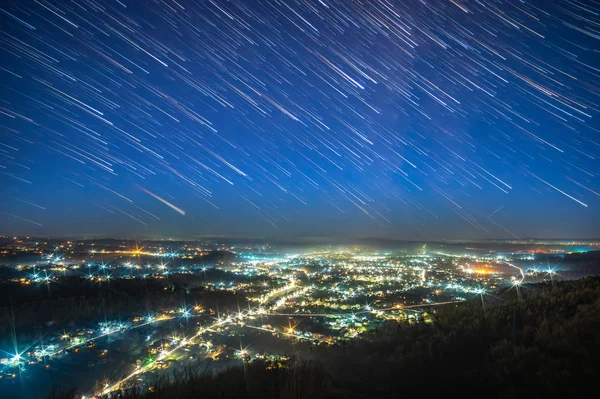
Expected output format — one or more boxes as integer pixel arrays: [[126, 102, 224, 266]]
[[50, 277, 600, 399], [328, 277, 600, 398]]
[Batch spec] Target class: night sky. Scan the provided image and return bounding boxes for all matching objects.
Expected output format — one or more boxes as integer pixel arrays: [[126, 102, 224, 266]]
[[0, 0, 599, 240]]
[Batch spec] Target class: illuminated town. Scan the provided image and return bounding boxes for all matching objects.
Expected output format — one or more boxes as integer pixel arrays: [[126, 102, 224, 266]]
[[1, 236, 589, 398], [1, 0, 600, 396]]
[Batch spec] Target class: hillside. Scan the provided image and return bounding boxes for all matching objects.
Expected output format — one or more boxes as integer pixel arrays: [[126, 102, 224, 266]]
[[49, 276, 600, 399]]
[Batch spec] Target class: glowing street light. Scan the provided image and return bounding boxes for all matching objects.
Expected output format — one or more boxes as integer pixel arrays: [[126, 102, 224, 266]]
[[10, 353, 22, 365], [547, 268, 556, 285]]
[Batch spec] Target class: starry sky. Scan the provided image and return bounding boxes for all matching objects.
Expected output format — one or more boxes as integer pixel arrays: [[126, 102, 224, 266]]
[[0, 0, 599, 240]]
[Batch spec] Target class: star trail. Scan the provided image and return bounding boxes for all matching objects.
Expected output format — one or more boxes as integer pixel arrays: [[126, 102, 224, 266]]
[[0, 0, 599, 239]]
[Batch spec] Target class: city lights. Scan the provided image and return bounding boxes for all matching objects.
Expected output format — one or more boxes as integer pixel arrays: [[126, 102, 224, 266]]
[[0, 237, 577, 399]]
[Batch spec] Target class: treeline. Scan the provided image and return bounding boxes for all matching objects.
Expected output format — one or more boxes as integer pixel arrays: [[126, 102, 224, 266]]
[[48, 359, 331, 399], [0, 275, 243, 348], [326, 276, 600, 398]]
